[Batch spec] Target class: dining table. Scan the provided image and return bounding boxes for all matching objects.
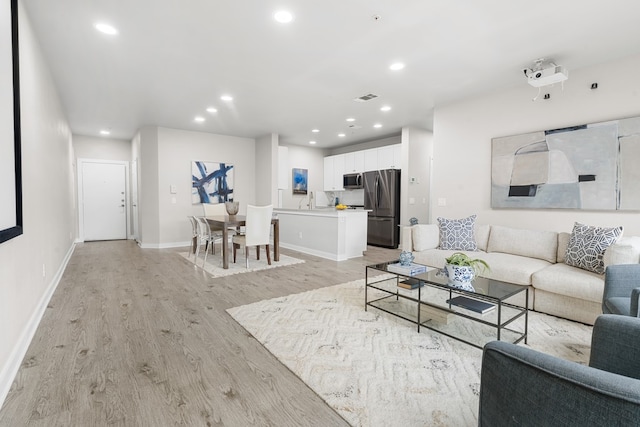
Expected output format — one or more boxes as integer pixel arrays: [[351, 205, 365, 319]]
[[204, 214, 279, 269]]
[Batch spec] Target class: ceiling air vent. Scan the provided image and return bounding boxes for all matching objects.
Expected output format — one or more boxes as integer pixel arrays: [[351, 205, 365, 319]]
[[353, 93, 378, 102]]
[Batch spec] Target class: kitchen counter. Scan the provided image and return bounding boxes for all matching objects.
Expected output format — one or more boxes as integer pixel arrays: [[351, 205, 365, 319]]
[[274, 208, 369, 217], [274, 208, 368, 261]]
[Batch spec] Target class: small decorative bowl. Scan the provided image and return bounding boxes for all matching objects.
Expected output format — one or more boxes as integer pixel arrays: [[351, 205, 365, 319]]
[[225, 201, 239, 215]]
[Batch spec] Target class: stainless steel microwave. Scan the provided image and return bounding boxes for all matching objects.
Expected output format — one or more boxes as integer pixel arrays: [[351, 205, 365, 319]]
[[343, 173, 363, 189]]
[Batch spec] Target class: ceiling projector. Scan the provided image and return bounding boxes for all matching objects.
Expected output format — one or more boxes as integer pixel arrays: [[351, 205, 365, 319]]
[[525, 63, 568, 87]]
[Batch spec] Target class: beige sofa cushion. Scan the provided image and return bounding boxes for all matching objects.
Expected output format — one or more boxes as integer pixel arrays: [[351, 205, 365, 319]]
[[476, 224, 491, 251], [557, 232, 570, 263], [411, 224, 439, 251], [603, 236, 640, 267], [412, 249, 548, 287], [487, 226, 558, 263], [532, 263, 604, 303]]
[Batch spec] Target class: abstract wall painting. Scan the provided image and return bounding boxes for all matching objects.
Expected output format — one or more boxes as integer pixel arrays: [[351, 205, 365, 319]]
[[0, 0, 23, 244], [491, 115, 640, 210], [292, 168, 308, 195], [192, 161, 234, 204]]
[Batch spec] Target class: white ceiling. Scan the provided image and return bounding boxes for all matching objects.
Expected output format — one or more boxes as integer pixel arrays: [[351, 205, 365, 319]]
[[22, 0, 640, 148]]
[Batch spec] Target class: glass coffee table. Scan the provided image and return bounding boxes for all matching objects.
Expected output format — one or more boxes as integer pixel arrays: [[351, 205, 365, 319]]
[[365, 260, 529, 349]]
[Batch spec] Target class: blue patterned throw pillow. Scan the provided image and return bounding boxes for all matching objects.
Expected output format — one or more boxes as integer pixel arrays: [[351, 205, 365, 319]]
[[565, 222, 623, 274], [437, 215, 478, 251]]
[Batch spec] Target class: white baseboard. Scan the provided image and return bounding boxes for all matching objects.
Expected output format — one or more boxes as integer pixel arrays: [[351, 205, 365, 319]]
[[139, 241, 191, 249], [0, 242, 76, 408], [278, 242, 362, 261]]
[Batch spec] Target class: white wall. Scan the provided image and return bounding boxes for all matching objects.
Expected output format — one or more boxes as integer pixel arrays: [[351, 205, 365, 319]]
[[137, 127, 256, 247], [402, 127, 433, 224], [329, 135, 401, 155], [255, 133, 278, 206], [0, 2, 75, 404], [73, 134, 131, 161], [279, 144, 326, 209], [431, 53, 640, 235]]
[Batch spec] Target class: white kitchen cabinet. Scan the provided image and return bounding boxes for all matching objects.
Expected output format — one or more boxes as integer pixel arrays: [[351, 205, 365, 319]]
[[364, 148, 378, 171], [377, 144, 402, 169], [323, 154, 345, 191], [326, 144, 401, 188], [344, 151, 365, 173]]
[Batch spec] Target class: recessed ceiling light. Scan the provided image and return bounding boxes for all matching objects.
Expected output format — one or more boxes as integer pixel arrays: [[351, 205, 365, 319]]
[[389, 62, 405, 71], [206, 107, 218, 113], [373, 123, 383, 128], [94, 23, 118, 35], [338, 133, 346, 137], [194, 116, 205, 123], [274, 10, 293, 23], [309, 141, 317, 145], [220, 95, 233, 101], [380, 105, 391, 112], [346, 118, 356, 122], [311, 129, 319, 133], [99, 130, 110, 135]]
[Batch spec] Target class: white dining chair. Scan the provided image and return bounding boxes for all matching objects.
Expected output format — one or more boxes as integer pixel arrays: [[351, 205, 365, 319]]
[[188, 216, 199, 261], [195, 216, 225, 267], [204, 202, 240, 244], [232, 204, 273, 268], [202, 203, 228, 253]]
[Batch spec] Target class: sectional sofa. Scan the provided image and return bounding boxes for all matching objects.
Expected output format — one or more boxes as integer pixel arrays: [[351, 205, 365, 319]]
[[401, 223, 640, 325]]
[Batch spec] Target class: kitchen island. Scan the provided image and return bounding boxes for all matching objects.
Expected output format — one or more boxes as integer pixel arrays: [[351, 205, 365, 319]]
[[274, 208, 368, 261]]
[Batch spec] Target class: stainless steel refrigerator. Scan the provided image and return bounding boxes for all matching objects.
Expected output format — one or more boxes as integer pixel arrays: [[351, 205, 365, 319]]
[[364, 169, 401, 248]]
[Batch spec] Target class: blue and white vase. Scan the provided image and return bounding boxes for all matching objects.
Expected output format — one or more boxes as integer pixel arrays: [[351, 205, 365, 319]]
[[444, 264, 475, 292], [399, 251, 415, 266]]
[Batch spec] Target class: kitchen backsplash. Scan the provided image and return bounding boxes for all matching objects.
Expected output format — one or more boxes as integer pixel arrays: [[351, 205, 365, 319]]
[[321, 189, 364, 206]]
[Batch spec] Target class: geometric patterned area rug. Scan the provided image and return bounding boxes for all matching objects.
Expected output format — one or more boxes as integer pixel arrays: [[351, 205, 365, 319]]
[[179, 251, 304, 278], [227, 279, 593, 427]]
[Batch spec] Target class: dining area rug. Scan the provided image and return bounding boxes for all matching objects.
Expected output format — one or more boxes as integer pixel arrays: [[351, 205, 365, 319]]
[[179, 250, 304, 278], [226, 279, 593, 427]]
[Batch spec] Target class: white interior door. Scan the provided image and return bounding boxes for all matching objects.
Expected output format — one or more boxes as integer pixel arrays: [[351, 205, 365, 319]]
[[81, 161, 127, 241]]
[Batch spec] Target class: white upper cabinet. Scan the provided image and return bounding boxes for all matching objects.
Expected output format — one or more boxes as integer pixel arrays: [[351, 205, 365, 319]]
[[376, 144, 402, 170], [364, 148, 378, 171], [325, 144, 401, 189], [344, 151, 365, 173], [323, 154, 345, 191]]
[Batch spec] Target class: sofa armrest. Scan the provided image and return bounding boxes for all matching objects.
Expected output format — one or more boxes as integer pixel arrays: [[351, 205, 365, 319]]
[[590, 314, 640, 379], [603, 264, 640, 301], [400, 225, 413, 252], [479, 340, 640, 426]]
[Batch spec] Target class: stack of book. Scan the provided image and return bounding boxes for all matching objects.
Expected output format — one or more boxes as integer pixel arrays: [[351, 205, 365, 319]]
[[446, 296, 495, 314], [387, 262, 427, 276], [397, 278, 424, 289]]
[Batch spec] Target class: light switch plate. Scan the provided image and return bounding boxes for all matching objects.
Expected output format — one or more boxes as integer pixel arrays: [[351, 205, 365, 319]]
[[170, 185, 177, 194]]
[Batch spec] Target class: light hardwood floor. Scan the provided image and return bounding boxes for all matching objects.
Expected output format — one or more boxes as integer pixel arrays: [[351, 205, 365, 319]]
[[0, 240, 400, 426]]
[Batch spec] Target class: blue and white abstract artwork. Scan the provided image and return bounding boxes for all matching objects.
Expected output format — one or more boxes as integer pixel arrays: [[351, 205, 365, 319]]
[[292, 168, 308, 195], [192, 161, 234, 204]]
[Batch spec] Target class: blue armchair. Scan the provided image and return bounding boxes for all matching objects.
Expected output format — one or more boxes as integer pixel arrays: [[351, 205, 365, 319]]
[[478, 315, 640, 426], [603, 264, 640, 317]]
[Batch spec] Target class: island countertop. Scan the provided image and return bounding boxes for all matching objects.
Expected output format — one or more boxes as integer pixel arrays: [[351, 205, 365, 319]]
[[274, 208, 370, 217]]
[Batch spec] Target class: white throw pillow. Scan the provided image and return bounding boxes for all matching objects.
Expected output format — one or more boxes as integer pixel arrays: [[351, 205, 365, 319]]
[[437, 215, 478, 251], [412, 224, 439, 251], [565, 222, 623, 274]]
